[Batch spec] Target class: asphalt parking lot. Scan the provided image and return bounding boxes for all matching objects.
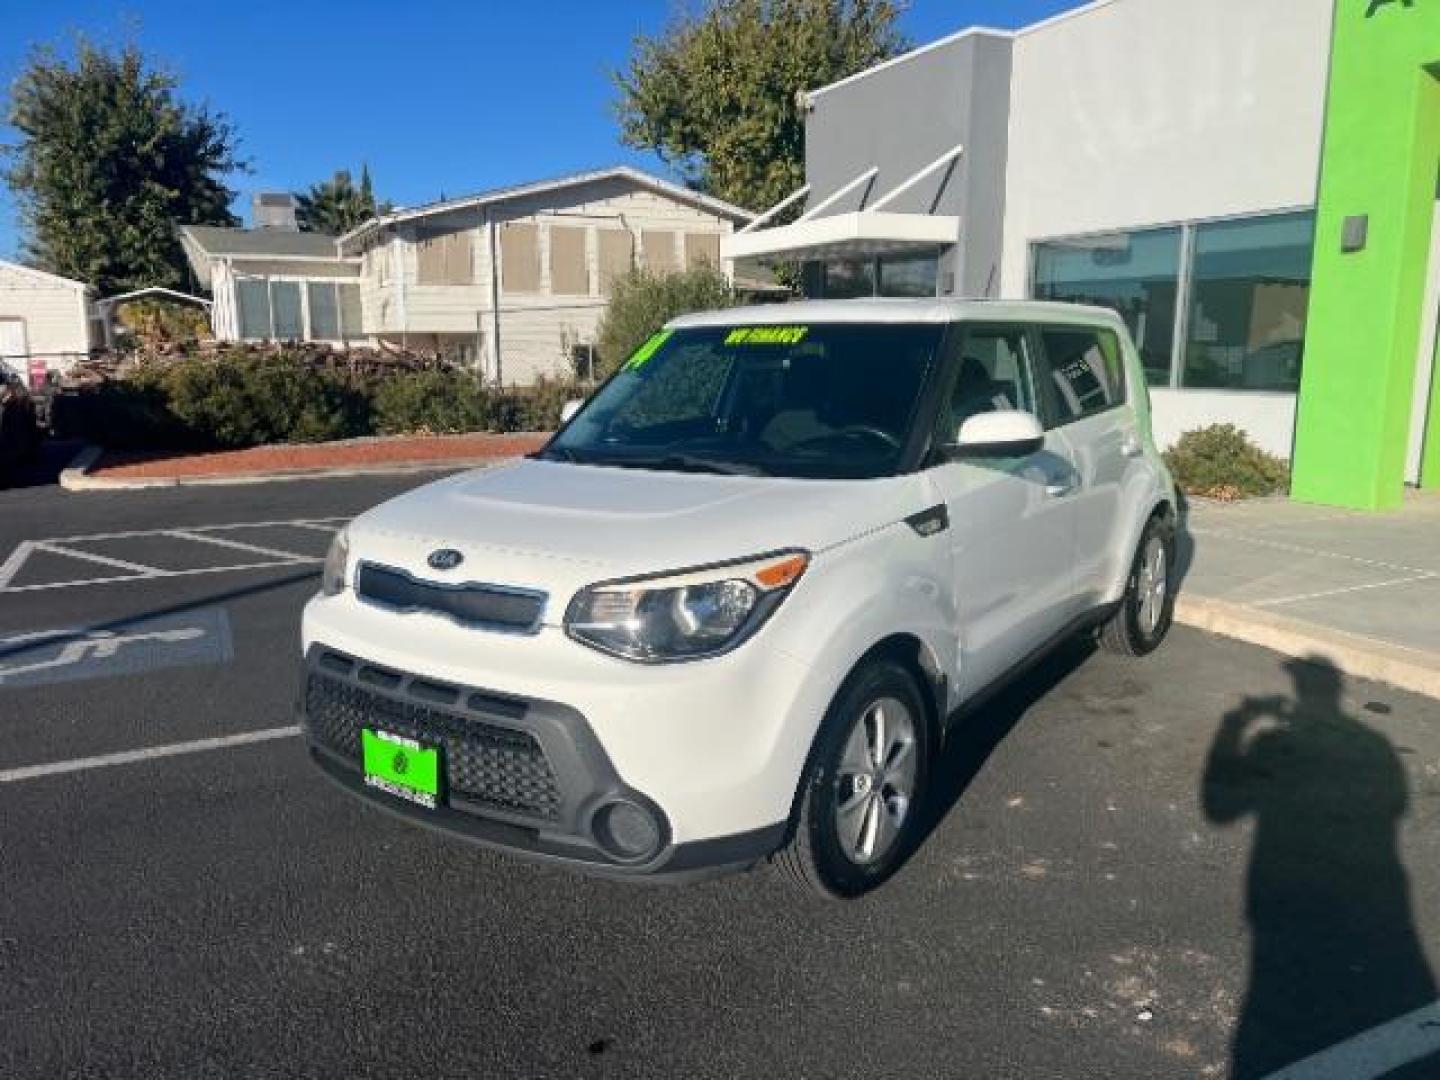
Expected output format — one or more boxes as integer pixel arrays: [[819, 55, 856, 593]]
[[2, 471, 1439, 1079]]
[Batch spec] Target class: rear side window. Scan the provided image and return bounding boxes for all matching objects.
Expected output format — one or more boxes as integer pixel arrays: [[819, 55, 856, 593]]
[[1037, 326, 1126, 425]]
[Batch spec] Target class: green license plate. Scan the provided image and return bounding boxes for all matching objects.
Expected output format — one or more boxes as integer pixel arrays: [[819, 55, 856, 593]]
[[362, 729, 441, 809]]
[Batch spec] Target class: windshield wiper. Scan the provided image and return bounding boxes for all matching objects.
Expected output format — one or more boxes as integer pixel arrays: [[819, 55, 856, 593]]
[[603, 454, 767, 477]]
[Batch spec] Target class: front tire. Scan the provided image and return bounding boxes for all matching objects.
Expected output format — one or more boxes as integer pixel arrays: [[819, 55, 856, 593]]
[[1099, 512, 1176, 657], [774, 658, 931, 899]]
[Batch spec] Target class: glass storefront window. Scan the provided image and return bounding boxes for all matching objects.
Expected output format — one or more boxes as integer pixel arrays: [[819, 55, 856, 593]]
[[1032, 228, 1181, 387], [878, 254, 938, 297], [1182, 212, 1314, 392], [820, 260, 875, 299]]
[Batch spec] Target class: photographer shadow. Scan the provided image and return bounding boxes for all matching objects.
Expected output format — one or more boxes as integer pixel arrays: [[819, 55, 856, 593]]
[[1202, 657, 1437, 1078]]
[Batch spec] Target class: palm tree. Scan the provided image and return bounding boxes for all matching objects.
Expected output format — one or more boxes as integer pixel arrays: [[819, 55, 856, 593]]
[[294, 164, 391, 234]]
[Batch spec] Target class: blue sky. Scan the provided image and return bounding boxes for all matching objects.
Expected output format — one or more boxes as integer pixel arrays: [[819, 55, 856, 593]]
[[0, 0, 1083, 260]]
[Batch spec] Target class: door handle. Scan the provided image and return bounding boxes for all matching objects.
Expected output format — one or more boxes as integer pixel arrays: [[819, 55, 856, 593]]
[[1121, 433, 1143, 458]]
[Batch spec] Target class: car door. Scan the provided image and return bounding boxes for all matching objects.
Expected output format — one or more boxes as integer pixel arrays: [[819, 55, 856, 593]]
[[924, 323, 1083, 699], [1033, 323, 1143, 606]]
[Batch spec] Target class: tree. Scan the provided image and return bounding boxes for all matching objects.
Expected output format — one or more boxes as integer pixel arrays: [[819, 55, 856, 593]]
[[615, 0, 906, 212], [3, 39, 244, 295], [295, 165, 391, 235], [596, 265, 739, 375]]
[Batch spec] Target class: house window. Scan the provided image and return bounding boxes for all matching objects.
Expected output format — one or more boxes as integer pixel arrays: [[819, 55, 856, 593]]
[[684, 232, 721, 269], [1032, 227, 1182, 387], [597, 230, 634, 295], [307, 282, 339, 339], [236, 280, 271, 339], [549, 226, 589, 295], [500, 222, 541, 293], [338, 284, 362, 339], [416, 228, 474, 285], [271, 282, 303, 339], [640, 230, 679, 273]]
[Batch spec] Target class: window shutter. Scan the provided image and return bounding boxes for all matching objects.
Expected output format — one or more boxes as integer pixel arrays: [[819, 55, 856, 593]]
[[549, 226, 589, 295], [597, 230, 635, 295], [500, 222, 541, 293]]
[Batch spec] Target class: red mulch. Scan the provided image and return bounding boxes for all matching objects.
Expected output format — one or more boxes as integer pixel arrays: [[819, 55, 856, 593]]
[[92, 433, 550, 480]]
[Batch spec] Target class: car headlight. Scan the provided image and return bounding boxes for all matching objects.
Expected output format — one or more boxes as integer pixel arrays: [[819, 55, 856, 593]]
[[320, 526, 350, 596], [564, 551, 809, 662]]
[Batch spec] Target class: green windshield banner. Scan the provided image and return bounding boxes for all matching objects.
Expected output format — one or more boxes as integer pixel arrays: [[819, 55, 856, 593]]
[[624, 331, 673, 371], [725, 326, 809, 346]]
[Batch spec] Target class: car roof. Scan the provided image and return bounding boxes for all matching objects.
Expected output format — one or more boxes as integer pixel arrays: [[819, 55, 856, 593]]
[[668, 298, 1125, 330]]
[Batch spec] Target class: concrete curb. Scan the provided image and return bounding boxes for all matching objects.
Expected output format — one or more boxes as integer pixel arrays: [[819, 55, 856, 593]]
[[56, 445, 104, 491], [1174, 594, 1440, 700], [59, 453, 501, 492]]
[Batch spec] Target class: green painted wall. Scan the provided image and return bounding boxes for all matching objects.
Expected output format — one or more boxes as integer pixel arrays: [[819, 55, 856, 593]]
[[1291, 0, 1440, 509]]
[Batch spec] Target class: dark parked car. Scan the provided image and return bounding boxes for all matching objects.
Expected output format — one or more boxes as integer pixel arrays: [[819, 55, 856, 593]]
[[0, 369, 41, 487]]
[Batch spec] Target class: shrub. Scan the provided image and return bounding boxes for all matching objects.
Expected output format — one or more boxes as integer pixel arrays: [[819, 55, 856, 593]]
[[1164, 424, 1290, 500], [372, 368, 492, 435], [115, 299, 212, 346], [490, 377, 588, 433], [162, 354, 369, 447], [50, 364, 188, 449], [595, 265, 738, 376]]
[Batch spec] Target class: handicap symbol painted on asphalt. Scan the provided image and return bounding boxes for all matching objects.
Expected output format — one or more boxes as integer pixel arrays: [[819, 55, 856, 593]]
[[0, 608, 233, 690]]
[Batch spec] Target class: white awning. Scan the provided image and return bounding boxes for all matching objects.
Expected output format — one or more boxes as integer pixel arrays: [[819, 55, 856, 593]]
[[721, 143, 963, 265], [721, 210, 958, 263]]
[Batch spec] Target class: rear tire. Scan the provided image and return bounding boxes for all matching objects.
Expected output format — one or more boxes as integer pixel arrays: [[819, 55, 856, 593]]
[[1099, 512, 1176, 657], [774, 658, 931, 899]]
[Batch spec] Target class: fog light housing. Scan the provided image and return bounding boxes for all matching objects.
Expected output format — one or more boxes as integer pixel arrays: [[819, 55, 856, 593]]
[[592, 799, 662, 862]]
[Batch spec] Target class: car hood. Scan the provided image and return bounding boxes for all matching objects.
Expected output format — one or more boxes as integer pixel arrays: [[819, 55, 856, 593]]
[[348, 458, 922, 618]]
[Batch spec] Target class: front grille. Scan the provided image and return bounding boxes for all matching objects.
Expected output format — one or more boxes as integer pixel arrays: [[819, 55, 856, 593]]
[[356, 563, 545, 634], [304, 669, 562, 821]]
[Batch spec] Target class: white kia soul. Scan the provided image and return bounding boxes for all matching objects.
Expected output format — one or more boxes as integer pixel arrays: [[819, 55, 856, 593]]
[[301, 300, 1178, 898]]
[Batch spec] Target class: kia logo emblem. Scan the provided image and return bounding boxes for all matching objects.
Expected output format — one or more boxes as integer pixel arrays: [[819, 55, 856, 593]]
[[427, 549, 464, 571]]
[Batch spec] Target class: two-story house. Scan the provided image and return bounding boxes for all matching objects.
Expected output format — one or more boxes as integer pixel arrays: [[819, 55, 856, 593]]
[[181, 168, 754, 384]]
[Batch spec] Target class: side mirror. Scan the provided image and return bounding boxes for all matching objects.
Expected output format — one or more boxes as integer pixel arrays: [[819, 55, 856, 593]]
[[950, 410, 1045, 458], [560, 399, 584, 424]]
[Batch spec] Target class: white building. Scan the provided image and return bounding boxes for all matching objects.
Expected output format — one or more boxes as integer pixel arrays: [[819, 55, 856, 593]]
[[0, 259, 98, 383], [181, 167, 753, 384], [724, 0, 1337, 459]]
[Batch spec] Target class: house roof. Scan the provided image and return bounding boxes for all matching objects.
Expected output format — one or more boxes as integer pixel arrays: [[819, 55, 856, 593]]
[[337, 166, 755, 248], [0, 257, 92, 293], [96, 286, 213, 309], [178, 226, 344, 259]]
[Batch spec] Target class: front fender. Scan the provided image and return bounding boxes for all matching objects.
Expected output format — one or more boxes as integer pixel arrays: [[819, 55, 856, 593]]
[[767, 521, 957, 761]]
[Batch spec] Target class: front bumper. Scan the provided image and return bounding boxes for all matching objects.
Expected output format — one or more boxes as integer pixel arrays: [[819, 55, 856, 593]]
[[299, 646, 785, 878]]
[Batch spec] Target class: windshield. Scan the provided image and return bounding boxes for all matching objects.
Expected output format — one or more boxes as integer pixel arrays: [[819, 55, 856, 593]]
[[544, 323, 942, 479]]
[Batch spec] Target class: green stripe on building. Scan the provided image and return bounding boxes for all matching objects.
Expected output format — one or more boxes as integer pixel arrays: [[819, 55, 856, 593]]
[[1292, 0, 1440, 508]]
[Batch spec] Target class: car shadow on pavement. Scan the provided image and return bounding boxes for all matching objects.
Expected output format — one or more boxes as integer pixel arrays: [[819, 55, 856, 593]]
[[1202, 656, 1439, 1079], [914, 634, 1098, 850]]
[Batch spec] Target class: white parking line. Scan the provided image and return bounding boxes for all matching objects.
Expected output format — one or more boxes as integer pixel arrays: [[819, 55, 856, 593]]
[[0, 558, 320, 595], [35, 541, 159, 576], [0, 516, 347, 595], [0, 540, 34, 589], [1262, 998, 1440, 1079], [0, 726, 301, 784], [165, 529, 310, 561]]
